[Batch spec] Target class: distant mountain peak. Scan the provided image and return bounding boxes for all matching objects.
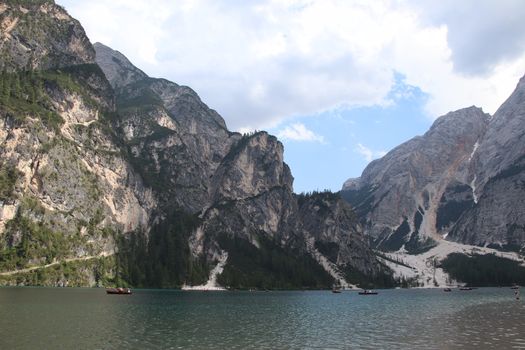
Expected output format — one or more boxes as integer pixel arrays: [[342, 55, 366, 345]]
[[93, 42, 148, 88], [342, 73, 525, 252]]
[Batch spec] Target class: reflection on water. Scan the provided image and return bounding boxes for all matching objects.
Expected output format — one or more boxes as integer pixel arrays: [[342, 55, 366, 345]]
[[0, 287, 523, 349], [429, 301, 525, 349]]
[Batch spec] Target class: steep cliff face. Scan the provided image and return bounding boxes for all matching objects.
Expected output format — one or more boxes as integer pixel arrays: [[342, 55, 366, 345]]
[[342, 107, 489, 252], [194, 132, 296, 250], [296, 192, 384, 285], [94, 43, 235, 213], [91, 42, 387, 289], [210, 132, 293, 202], [449, 75, 525, 249], [0, 2, 154, 286], [193, 133, 384, 288], [0, 0, 94, 72], [342, 73, 525, 254], [0, 3, 386, 288]]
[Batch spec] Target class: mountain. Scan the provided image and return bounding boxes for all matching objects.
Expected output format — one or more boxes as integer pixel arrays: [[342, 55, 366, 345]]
[[94, 42, 234, 213], [342, 106, 490, 252], [448, 75, 525, 249], [0, 0, 153, 287], [93, 43, 388, 289], [341, 74, 525, 286], [0, 2, 387, 288], [0, 0, 94, 71], [342, 76, 525, 253]]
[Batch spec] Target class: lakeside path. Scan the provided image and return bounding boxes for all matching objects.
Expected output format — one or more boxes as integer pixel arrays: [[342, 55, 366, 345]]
[[0, 252, 113, 276]]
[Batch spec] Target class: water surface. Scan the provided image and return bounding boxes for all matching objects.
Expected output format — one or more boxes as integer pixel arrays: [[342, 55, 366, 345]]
[[0, 287, 523, 349]]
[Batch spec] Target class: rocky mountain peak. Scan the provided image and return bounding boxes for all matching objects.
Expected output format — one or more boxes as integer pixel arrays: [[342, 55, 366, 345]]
[[342, 71, 525, 253], [94, 45, 235, 213], [472, 72, 525, 194], [342, 177, 361, 191], [0, 1, 94, 71], [93, 42, 147, 89], [445, 72, 525, 249], [0, 3, 390, 289], [342, 106, 490, 251], [212, 131, 293, 202], [427, 106, 488, 135], [94, 44, 228, 132]]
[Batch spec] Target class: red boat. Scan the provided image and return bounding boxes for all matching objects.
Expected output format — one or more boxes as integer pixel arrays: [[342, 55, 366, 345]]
[[106, 288, 132, 295]]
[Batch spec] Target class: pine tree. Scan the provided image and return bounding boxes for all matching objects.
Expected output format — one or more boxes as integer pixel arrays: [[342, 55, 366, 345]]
[[13, 74, 21, 99], [1, 72, 11, 102]]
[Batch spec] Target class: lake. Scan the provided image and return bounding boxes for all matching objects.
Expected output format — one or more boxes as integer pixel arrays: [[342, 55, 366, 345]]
[[0, 287, 523, 349]]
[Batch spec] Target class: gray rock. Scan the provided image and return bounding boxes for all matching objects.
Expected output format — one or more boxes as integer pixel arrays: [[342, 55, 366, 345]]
[[0, 2, 387, 287], [449, 75, 525, 248], [0, 1, 94, 71], [95, 43, 235, 213], [342, 106, 490, 251], [342, 74, 525, 253], [93, 42, 147, 89], [96, 47, 385, 280]]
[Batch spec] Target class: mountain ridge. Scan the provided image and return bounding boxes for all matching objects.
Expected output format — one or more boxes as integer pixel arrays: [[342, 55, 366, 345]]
[[0, 3, 387, 288], [342, 73, 525, 253], [94, 41, 388, 288]]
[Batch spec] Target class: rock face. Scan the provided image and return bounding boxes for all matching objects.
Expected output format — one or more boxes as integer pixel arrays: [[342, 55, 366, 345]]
[[0, 4, 386, 288], [0, 1, 154, 286], [0, 0, 94, 72], [449, 76, 525, 249], [92, 43, 146, 89], [342, 77, 525, 253], [94, 43, 386, 288], [95, 43, 235, 213], [297, 192, 380, 278]]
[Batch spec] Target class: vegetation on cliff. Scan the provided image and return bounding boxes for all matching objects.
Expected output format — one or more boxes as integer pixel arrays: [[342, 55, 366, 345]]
[[0, 4, 392, 289], [115, 212, 209, 288], [217, 234, 334, 290], [0, 163, 20, 202]]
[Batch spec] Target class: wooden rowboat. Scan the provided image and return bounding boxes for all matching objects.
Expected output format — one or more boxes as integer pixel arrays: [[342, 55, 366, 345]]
[[106, 287, 132, 295]]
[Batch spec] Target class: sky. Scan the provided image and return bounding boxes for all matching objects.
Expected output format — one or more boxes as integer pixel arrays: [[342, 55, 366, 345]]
[[58, 0, 525, 193]]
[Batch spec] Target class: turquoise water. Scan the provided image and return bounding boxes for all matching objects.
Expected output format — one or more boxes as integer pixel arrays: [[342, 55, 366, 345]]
[[0, 287, 523, 349]]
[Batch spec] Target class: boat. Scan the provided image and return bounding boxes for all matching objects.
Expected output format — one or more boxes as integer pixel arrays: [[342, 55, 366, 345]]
[[459, 287, 472, 291], [510, 285, 520, 290], [443, 288, 452, 292], [106, 287, 132, 295], [358, 290, 378, 295]]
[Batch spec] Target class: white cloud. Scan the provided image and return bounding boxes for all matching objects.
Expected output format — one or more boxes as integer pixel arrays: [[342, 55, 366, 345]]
[[277, 123, 324, 142], [59, 0, 525, 130], [409, 0, 525, 77], [356, 143, 387, 163]]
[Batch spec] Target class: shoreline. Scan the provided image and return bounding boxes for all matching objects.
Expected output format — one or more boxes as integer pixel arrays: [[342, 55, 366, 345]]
[[0, 285, 520, 292]]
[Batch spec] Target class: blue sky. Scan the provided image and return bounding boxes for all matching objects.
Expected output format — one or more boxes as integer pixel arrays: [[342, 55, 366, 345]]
[[269, 74, 432, 192], [59, 0, 525, 193]]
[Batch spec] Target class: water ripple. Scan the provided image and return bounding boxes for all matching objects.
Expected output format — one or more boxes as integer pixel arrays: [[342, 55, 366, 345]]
[[0, 287, 523, 349]]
